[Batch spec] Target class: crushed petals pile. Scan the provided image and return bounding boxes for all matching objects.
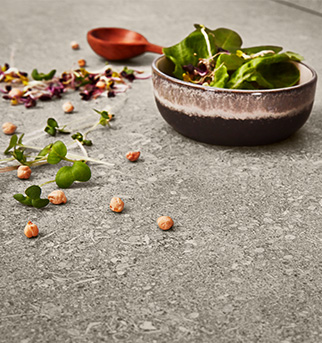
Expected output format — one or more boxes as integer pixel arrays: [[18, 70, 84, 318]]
[[0, 63, 149, 108]]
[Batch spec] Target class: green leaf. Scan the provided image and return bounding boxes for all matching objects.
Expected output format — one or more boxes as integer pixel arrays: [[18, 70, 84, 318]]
[[47, 141, 67, 164], [215, 53, 244, 71], [13, 193, 32, 206], [4, 134, 18, 154], [32, 198, 50, 209], [227, 53, 300, 89], [25, 185, 42, 199], [45, 126, 56, 136], [13, 185, 49, 208], [55, 166, 74, 188], [35, 144, 53, 160], [17, 133, 25, 145], [47, 118, 58, 128], [13, 148, 27, 164], [241, 45, 282, 56], [212, 27, 242, 52], [32, 68, 56, 81], [163, 27, 217, 79], [210, 64, 229, 88], [72, 161, 91, 182]]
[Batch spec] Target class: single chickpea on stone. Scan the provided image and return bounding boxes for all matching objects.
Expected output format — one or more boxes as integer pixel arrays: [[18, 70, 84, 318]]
[[48, 190, 67, 205], [17, 165, 32, 179], [96, 80, 106, 89], [24, 221, 39, 238], [109, 197, 124, 213], [62, 101, 74, 113], [2, 122, 17, 135], [157, 216, 174, 231], [8, 88, 23, 99], [126, 151, 140, 162], [78, 59, 86, 67], [71, 41, 79, 50]]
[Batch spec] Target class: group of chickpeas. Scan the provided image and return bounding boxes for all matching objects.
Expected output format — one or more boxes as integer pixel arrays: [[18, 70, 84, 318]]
[[2, 59, 174, 237]]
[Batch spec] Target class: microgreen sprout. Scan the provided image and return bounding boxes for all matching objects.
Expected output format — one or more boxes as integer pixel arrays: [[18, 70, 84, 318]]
[[71, 132, 92, 146], [44, 118, 70, 136], [31, 69, 56, 81]]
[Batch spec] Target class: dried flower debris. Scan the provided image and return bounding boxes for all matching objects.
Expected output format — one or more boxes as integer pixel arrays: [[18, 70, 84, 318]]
[[0, 63, 149, 108]]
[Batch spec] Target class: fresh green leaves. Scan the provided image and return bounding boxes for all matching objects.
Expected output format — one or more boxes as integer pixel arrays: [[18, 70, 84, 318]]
[[44, 118, 70, 136], [93, 109, 113, 127], [47, 141, 67, 164], [13, 185, 49, 208], [227, 52, 301, 89], [71, 132, 92, 146], [31, 68, 56, 81], [55, 161, 91, 188], [163, 24, 304, 89]]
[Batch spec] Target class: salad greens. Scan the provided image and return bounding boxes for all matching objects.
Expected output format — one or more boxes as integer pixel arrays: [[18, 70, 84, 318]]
[[163, 24, 303, 90]]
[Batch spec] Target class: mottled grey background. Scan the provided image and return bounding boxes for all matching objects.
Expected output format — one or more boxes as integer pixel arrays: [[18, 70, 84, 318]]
[[0, 1, 322, 342]]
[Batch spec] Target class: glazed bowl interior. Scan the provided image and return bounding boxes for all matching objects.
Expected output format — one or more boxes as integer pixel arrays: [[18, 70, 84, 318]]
[[152, 55, 317, 146]]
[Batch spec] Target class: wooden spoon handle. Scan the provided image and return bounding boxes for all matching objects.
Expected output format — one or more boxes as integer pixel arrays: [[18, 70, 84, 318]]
[[145, 43, 163, 54]]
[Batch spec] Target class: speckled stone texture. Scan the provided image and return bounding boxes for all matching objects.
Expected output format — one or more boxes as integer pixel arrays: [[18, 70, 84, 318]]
[[1, 1, 322, 343]]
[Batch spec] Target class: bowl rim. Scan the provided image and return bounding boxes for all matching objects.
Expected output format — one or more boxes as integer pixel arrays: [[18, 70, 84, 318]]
[[152, 54, 317, 94]]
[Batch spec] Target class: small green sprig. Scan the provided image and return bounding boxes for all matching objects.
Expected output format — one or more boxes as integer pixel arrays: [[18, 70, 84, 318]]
[[13, 185, 49, 208], [31, 68, 56, 81], [44, 118, 70, 136], [71, 132, 92, 146]]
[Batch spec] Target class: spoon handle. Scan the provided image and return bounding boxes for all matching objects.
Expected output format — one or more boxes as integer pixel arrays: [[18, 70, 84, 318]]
[[145, 43, 163, 54]]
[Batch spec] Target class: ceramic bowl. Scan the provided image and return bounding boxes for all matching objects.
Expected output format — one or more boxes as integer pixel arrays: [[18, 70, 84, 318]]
[[152, 55, 317, 146]]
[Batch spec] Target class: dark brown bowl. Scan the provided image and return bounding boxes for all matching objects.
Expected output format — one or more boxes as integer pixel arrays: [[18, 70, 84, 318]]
[[152, 55, 317, 146]]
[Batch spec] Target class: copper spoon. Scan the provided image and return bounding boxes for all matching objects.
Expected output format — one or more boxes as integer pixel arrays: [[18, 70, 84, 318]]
[[87, 27, 163, 61]]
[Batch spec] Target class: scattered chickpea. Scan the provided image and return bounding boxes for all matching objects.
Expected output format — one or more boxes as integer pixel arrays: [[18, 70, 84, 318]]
[[71, 41, 79, 50], [126, 151, 140, 162], [96, 80, 106, 89], [17, 165, 32, 180], [48, 190, 67, 205], [2, 122, 17, 135], [8, 88, 23, 99], [62, 101, 74, 113], [157, 216, 174, 231], [109, 197, 124, 213], [78, 59, 86, 67], [24, 221, 39, 238]]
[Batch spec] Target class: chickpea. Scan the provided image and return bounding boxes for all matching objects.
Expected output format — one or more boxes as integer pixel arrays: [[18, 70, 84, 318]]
[[62, 101, 74, 113], [157, 216, 174, 231], [78, 59, 86, 67], [24, 221, 39, 238], [48, 190, 67, 205], [96, 80, 106, 89], [17, 165, 32, 180], [109, 197, 124, 213], [126, 151, 140, 162], [71, 41, 79, 50], [8, 88, 23, 99], [2, 122, 17, 135]]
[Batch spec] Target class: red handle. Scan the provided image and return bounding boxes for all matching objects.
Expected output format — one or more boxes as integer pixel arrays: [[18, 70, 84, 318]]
[[145, 43, 163, 54]]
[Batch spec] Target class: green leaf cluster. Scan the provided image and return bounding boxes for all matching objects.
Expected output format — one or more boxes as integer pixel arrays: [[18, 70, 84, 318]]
[[71, 132, 92, 146], [55, 161, 91, 188], [13, 185, 49, 208], [163, 24, 303, 90], [44, 118, 70, 136]]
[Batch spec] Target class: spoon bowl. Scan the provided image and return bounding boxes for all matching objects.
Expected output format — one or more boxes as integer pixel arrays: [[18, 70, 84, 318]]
[[87, 27, 163, 61]]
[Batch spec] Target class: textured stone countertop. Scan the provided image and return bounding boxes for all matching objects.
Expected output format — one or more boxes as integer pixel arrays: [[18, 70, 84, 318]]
[[0, 1, 321, 342]]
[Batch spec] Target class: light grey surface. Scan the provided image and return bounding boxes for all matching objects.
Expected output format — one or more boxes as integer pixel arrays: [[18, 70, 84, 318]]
[[0, 1, 322, 342]]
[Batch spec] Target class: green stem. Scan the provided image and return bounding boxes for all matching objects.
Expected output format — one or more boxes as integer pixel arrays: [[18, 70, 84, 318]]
[[39, 180, 55, 187]]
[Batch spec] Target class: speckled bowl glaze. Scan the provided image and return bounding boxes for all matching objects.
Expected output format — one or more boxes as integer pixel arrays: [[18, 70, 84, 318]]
[[152, 55, 317, 146]]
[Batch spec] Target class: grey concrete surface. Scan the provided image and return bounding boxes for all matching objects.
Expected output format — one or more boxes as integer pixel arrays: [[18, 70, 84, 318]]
[[0, 1, 322, 342]]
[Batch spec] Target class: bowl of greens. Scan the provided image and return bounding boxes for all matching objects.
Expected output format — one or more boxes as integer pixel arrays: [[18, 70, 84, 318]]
[[152, 24, 317, 146]]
